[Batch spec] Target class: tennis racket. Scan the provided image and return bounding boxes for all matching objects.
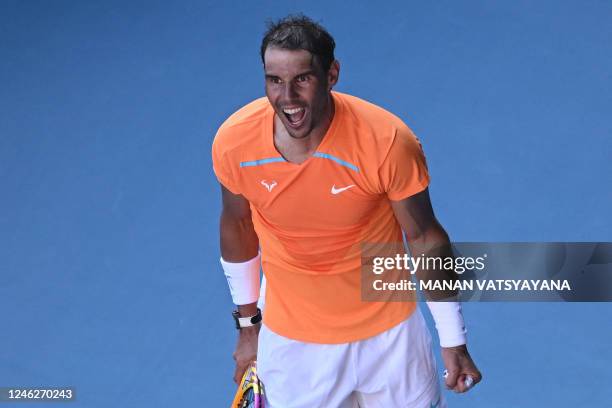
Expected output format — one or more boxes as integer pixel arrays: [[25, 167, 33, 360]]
[[231, 361, 265, 408]]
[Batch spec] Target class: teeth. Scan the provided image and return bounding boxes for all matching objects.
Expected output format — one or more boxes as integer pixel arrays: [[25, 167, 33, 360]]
[[283, 107, 304, 114]]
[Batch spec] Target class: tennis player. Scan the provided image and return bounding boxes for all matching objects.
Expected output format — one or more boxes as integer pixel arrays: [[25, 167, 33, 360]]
[[213, 15, 482, 407]]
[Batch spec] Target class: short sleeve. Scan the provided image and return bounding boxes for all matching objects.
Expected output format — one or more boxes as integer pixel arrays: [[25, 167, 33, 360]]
[[211, 134, 241, 195], [379, 125, 430, 201]]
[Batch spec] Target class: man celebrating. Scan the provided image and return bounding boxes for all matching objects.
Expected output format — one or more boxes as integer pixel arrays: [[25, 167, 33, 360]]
[[213, 14, 481, 407]]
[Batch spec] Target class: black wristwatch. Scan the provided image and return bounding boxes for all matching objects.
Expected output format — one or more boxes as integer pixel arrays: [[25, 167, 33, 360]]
[[232, 308, 262, 329]]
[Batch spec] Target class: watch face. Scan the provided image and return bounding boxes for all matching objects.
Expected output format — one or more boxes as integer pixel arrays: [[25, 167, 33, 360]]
[[250, 310, 262, 324]]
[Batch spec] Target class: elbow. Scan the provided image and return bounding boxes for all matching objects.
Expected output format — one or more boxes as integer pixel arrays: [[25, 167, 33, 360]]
[[221, 209, 254, 233], [408, 222, 451, 252]]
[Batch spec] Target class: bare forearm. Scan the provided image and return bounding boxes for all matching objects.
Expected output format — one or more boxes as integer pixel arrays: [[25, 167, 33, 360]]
[[407, 224, 459, 300], [220, 210, 259, 262]]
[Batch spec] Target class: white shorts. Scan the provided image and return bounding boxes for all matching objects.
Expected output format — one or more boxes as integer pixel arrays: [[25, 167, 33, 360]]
[[257, 307, 446, 408]]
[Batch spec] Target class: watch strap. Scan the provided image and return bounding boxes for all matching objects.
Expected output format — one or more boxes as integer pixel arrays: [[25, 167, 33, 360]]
[[233, 308, 262, 329]]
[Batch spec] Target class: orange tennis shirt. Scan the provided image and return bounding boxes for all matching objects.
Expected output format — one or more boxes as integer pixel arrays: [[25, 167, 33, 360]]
[[212, 92, 430, 343]]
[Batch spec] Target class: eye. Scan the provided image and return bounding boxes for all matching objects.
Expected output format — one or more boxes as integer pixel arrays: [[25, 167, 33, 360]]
[[296, 74, 309, 83], [267, 77, 283, 85]]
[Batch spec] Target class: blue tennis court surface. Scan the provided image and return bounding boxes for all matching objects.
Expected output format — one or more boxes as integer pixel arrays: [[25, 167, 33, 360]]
[[1, 1, 611, 406]]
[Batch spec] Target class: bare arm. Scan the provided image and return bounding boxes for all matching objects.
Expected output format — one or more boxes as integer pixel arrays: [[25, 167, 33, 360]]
[[220, 185, 259, 262], [391, 188, 482, 392], [219, 184, 261, 383], [390, 188, 456, 300], [220, 185, 260, 314]]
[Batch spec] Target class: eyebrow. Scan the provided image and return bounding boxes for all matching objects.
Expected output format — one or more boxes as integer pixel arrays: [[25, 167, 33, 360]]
[[265, 70, 316, 80]]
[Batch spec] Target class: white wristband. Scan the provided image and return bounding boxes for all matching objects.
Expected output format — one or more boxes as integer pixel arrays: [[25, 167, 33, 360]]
[[425, 301, 467, 348], [220, 252, 261, 305]]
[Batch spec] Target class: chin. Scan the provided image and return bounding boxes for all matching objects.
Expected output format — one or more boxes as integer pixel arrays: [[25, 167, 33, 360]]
[[281, 119, 312, 139], [287, 129, 310, 139]]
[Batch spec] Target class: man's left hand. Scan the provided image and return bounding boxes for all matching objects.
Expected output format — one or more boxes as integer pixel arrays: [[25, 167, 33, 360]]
[[441, 344, 482, 393]]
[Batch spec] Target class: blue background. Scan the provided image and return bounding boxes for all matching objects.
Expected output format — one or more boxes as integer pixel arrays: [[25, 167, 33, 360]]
[[1, 1, 611, 406]]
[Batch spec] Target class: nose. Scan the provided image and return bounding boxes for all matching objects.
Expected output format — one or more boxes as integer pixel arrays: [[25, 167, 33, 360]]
[[282, 81, 299, 101]]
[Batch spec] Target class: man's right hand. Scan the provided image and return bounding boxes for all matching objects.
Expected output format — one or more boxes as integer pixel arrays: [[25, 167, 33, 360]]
[[233, 325, 260, 384]]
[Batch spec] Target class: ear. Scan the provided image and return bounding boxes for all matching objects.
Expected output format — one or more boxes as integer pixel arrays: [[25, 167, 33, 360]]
[[327, 60, 340, 90]]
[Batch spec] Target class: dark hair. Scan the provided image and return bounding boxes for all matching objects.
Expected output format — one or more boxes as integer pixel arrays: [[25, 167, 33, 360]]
[[260, 14, 336, 71]]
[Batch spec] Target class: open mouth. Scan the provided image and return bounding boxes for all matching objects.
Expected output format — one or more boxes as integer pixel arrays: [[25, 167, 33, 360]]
[[282, 107, 306, 128]]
